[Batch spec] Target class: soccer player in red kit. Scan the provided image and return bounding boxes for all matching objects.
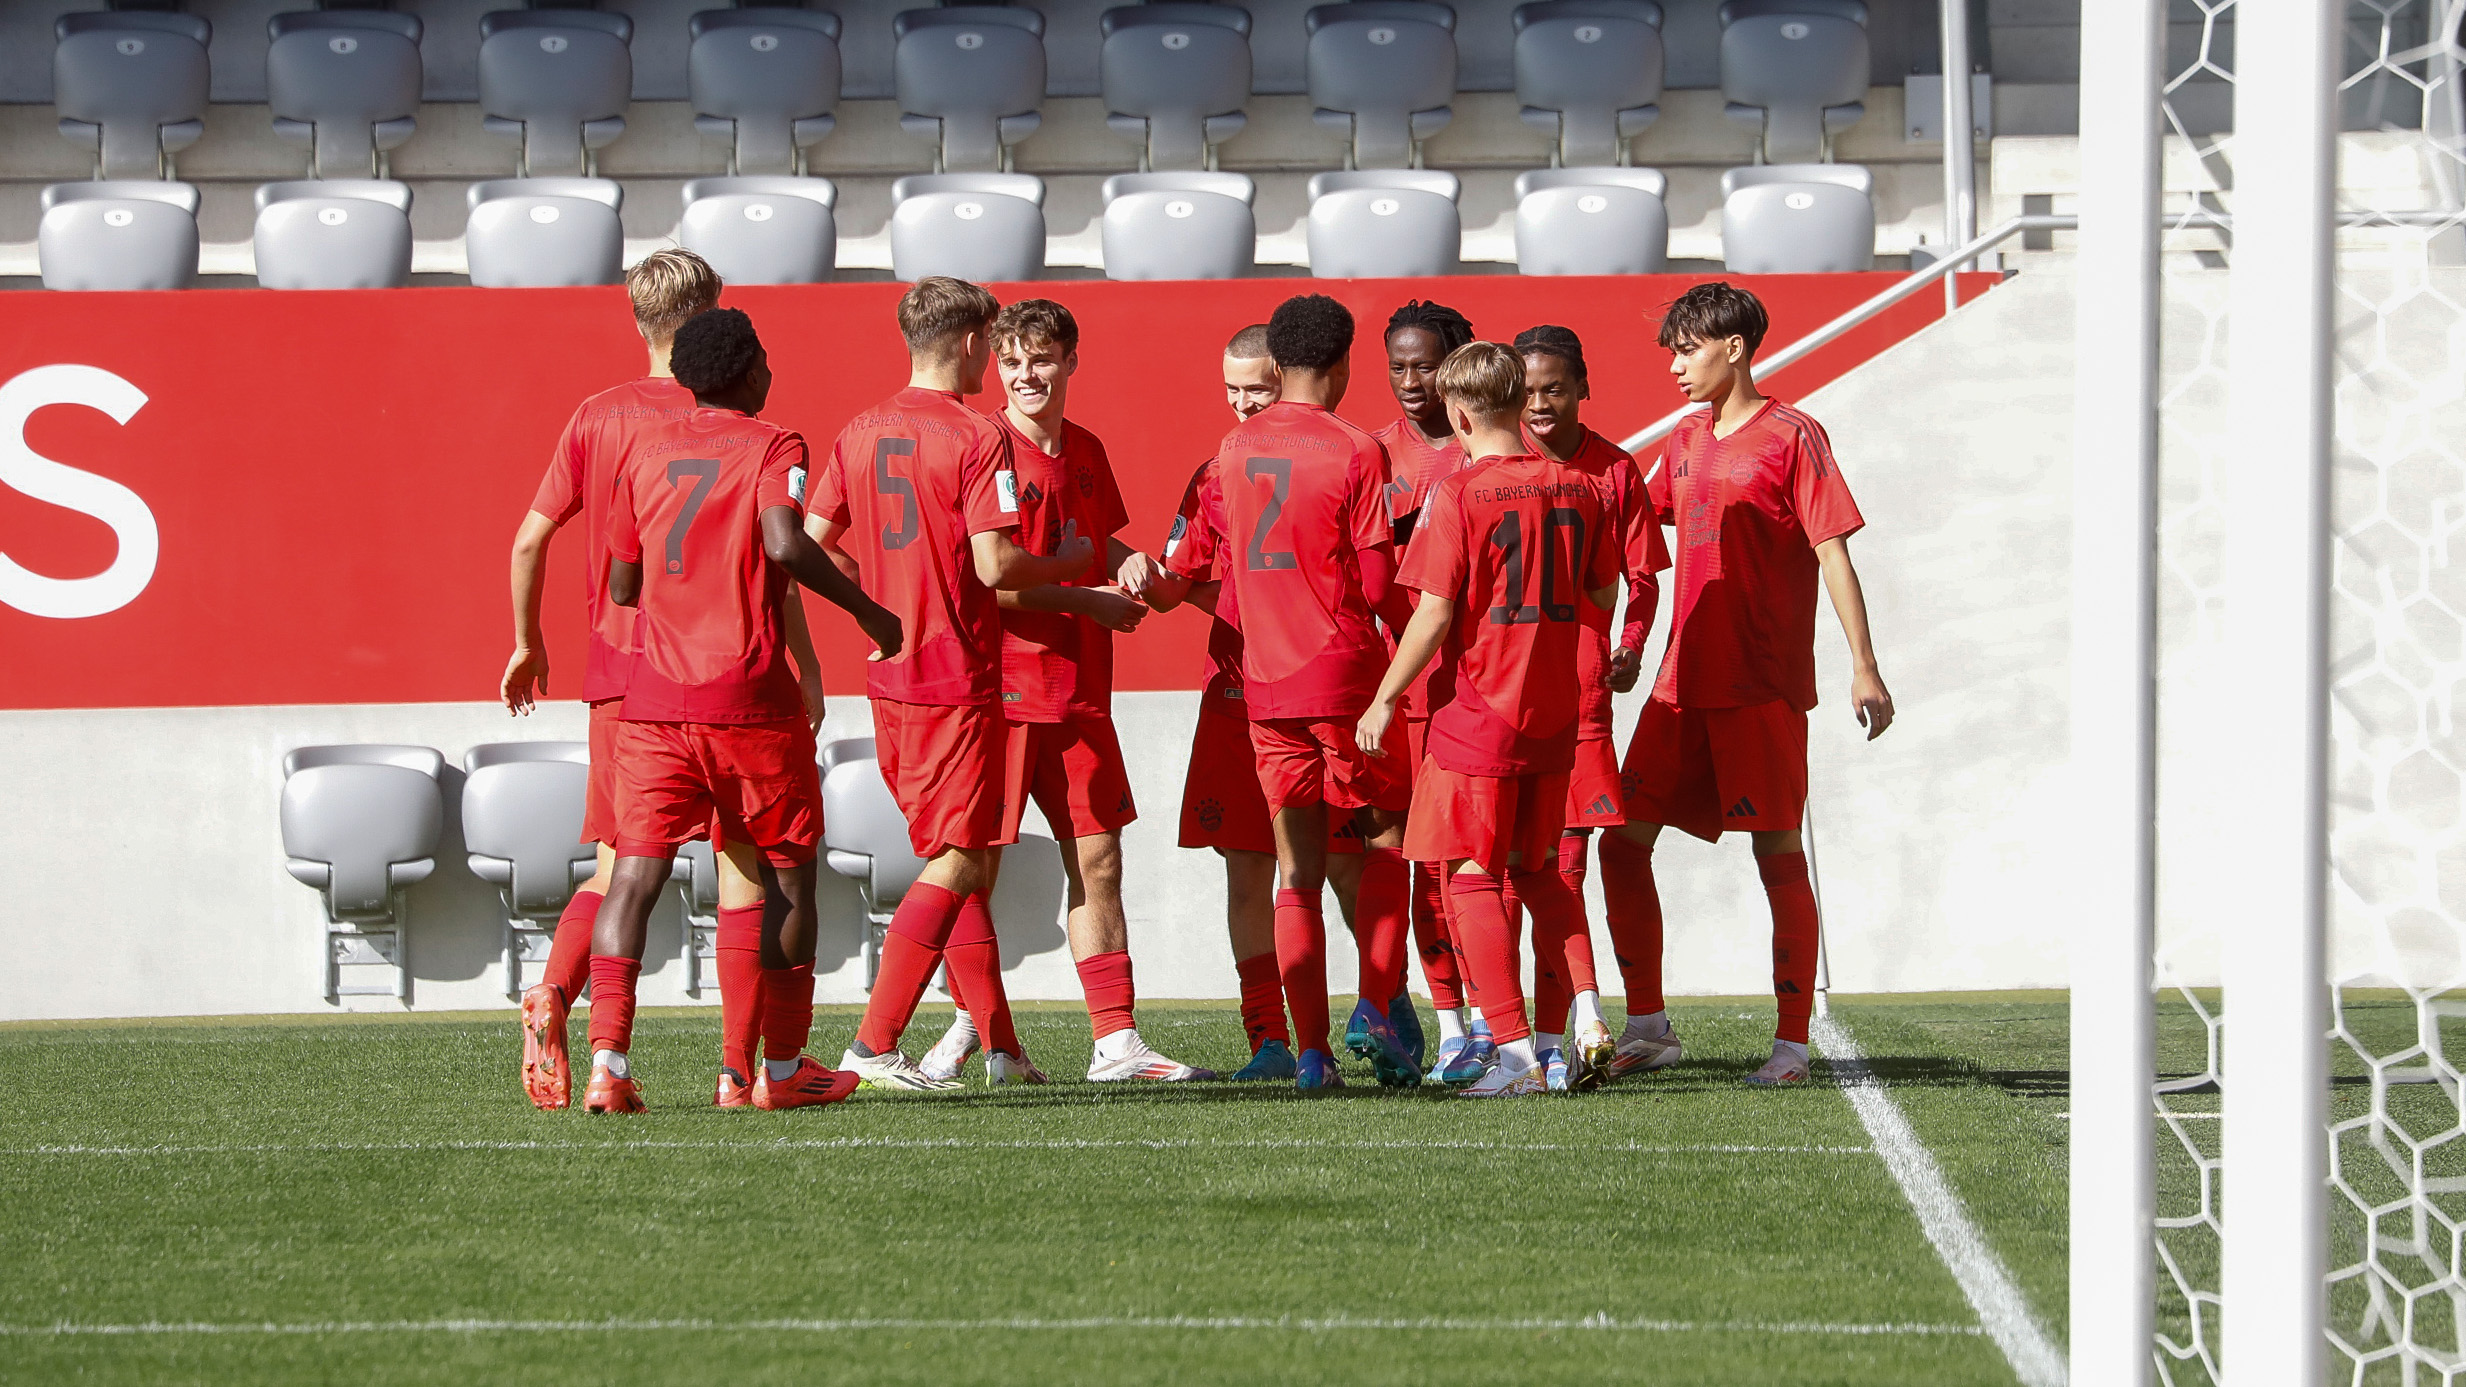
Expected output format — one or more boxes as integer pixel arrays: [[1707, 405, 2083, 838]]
[[1600, 282, 1895, 1087], [912, 298, 1211, 1084], [806, 278, 1095, 1091], [581, 308, 902, 1114], [499, 250, 822, 1111], [1515, 324, 1670, 1083], [1359, 341, 1621, 1098], [1167, 294, 1413, 1092]]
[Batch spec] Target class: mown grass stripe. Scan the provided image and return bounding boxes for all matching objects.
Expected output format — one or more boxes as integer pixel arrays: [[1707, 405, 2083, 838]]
[[9, 1138, 1874, 1156], [0, 1315, 1986, 1338]]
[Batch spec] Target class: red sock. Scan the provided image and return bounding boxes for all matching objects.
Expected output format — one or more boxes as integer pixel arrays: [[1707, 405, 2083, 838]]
[[1076, 949, 1137, 1041], [1598, 833, 1666, 1015], [716, 905, 764, 1078], [585, 954, 641, 1054], [1411, 862, 1464, 1009], [855, 882, 964, 1055], [939, 891, 1017, 1057], [1501, 872, 1524, 931], [1274, 888, 1331, 1053], [759, 963, 816, 1064], [1556, 833, 1589, 894], [543, 889, 600, 1006], [1514, 866, 1595, 1037], [1353, 846, 1411, 1008], [1235, 951, 1289, 1050], [1444, 871, 1529, 1044], [1761, 851, 1820, 1045]]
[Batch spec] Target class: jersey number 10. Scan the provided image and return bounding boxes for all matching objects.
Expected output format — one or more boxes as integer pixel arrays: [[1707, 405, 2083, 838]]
[[1489, 507, 1587, 625]]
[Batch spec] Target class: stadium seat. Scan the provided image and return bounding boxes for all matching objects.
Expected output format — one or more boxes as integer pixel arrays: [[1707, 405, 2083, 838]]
[[1100, 171, 1254, 281], [1513, 166, 1668, 275], [893, 6, 1045, 173], [1099, 4, 1251, 171], [464, 177, 624, 287], [681, 176, 838, 285], [279, 744, 445, 1003], [1513, 0, 1662, 168], [1719, 0, 1869, 164], [1305, 1, 1455, 170], [819, 738, 926, 989], [890, 173, 1045, 283], [670, 839, 721, 998], [1720, 163, 1874, 272], [53, 12, 211, 180], [689, 7, 841, 176], [252, 180, 414, 290], [38, 182, 199, 292], [459, 742, 594, 1000], [479, 9, 633, 176], [266, 10, 423, 178], [1305, 169, 1460, 278]]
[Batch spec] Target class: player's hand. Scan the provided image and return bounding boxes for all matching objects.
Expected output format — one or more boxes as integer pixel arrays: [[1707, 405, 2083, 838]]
[[1054, 518, 1096, 570], [1852, 667, 1894, 740], [1115, 549, 1164, 599], [501, 646, 549, 715], [1607, 644, 1643, 694], [1080, 585, 1149, 633], [799, 673, 827, 732], [1356, 700, 1397, 757], [859, 603, 904, 663]]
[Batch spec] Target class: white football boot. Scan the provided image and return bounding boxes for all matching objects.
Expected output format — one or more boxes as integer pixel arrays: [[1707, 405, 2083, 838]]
[[837, 1047, 964, 1092], [1604, 1022, 1683, 1080], [919, 1012, 981, 1083], [985, 1050, 1049, 1085], [1458, 1056, 1550, 1098], [1085, 1032, 1216, 1082]]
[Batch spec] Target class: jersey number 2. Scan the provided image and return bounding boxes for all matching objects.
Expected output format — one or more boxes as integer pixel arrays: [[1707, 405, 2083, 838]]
[[1243, 457, 1297, 571], [1487, 508, 1586, 625], [664, 459, 719, 575], [874, 438, 919, 550]]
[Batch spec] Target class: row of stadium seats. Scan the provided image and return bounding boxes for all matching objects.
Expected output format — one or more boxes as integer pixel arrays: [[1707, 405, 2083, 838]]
[[55, 0, 1869, 182], [280, 739, 924, 1003], [39, 163, 1875, 289]]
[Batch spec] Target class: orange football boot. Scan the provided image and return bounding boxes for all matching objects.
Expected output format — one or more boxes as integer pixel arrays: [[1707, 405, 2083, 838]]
[[519, 983, 571, 1110], [583, 1061, 646, 1114], [752, 1056, 862, 1110], [714, 1067, 754, 1108]]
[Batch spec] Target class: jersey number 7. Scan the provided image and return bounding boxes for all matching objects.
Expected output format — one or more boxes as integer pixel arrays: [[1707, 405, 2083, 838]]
[[1488, 507, 1587, 625], [1242, 457, 1297, 571], [664, 458, 719, 575]]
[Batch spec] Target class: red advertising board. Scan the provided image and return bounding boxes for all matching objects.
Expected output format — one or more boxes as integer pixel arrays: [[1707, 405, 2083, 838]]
[[0, 273, 1991, 709]]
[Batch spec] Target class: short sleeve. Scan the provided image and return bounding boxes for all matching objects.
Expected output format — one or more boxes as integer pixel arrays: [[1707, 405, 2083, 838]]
[[810, 433, 852, 527], [1397, 476, 1467, 599], [961, 423, 1019, 537], [1347, 447, 1393, 557], [1616, 459, 1672, 576], [1087, 435, 1130, 540], [1787, 415, 1865, 547], [1167, 465, 1225, 580], [607, 463, 643, 563], [756, 431, 808, 516], [528, 407, 589, 524]]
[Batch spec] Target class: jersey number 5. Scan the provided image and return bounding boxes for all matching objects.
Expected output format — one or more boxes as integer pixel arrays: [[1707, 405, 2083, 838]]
[[664, 459, 719, 575], [874, 438, 919, 551], [1243, 457, 1297, 571], [1488, 507, 1586, 625]]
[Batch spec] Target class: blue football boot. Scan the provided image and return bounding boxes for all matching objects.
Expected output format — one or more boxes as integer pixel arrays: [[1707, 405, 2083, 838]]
[[1295, 1047, 1346, 1092], [1387, 992, 1425, 1068], [1427, 1035, 1487, 1085], [1230, 1038, 1298, 1082], [1342, 1004, 1370, 1056], [1540, 1046, 1573, 1093], [1465, 1016, 1499, 1070], [1343, 999, 1421, 1089]]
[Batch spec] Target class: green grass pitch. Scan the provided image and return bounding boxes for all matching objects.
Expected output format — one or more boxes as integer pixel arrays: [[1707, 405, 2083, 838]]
[[0, 997, 2072, 1385]]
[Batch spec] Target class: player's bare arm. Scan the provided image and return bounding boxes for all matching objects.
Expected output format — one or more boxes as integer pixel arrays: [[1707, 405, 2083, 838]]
[[971, 523, 1095, 592], [608, 553, 641, 608], [782, 593, 826, 729], [1815, 535, 1894, 738], [502, 509, 561, 714], [804, 513, 865, 586], [1358, 589, 1453, 755], [761, 506, 904, 660], [1608, 571, 1660, 693], [996, 583, 1148, 633]]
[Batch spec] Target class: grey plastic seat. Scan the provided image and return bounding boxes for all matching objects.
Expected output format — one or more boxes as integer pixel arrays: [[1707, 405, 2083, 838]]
[[1514, 166, 1667, 275], [461, 742, 594, 999], [38, 182, 199, 292], [1101, 171, 1254, 281], [254, 180, 414, 290], [1306, 169, 1460, 278], [465, 178, 624, 287], [1719, 0, 1869, 164], [280, 744, 445, 1002], [681, 176, 837, 285], [267, 10, 423, 178], [890, 173, 1045, 283], [894, 7, 1045, 172], [479, 9, 633, 175], [820, 738, 927, 989], [1100, 4, 1251, 171], [1514, 0, 1662, 167], [670, 839, 721, 997], [54, 12, 211, 179], [1720, 163, 1874, 272], [690, 8, 841, 175], [1305, 2, 1455, 170]]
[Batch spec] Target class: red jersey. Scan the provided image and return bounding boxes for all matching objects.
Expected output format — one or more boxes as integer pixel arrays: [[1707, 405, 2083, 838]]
[[1552, 427, 1672, 741], [997, 416, 1129, 723], [810, 387, 1018, 707], [1173, 401, 1393, 721], [527, 377, 697, 703], [1398, 455, 1619, 777], [1647, 399, 1863, 711], [1373, 417, 1468, 548], [605, 408, 809, 724], [1164, 458, 1250, 720]]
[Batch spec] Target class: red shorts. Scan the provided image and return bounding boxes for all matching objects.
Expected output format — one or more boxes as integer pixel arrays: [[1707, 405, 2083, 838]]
[[611, 717, 820, 867], [873, 698, 1014, 858], [1250, 715, 1410, 813], [1005, 715, 1137, 841], [1402, 762, 1571, 875], [1179, 705, 1366, 856], [1619, 698, 1808, 843], [582, 698, 623, 847], [1563, 736, 1626, 829]]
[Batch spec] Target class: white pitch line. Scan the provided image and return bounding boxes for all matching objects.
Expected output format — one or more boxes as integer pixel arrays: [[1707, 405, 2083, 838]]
[[1813, 1015, 2068, 1387], [6, 1137, 1872, 1157], [0, 1313, 1985, 1339]]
